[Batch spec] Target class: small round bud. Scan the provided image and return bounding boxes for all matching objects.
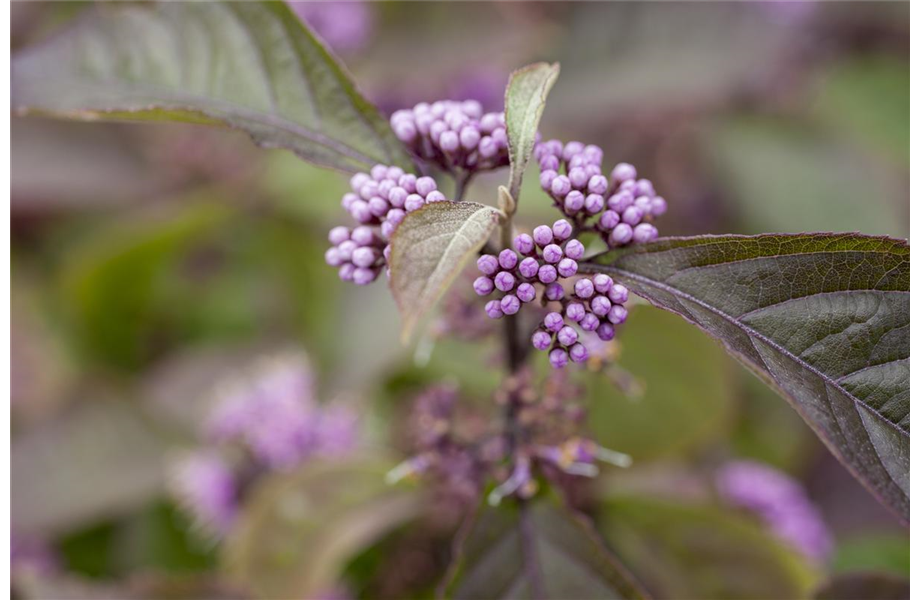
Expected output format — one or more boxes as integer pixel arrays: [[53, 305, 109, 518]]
[[543, 244, 563, 264], [500, 294, 521, 315], [633, 223, 659, 244], [538, 264, 558, 284], [597, 322, 615, 341], [388, 187, 408, 208], [540, 155, 560, 172], [583, 144, 604, 164], [439, 130, 460, 153], [350, 172, 371, 192], [381, 221, 396, 239], [565, 302, 586, 322], [473, 276, 494, 296], [607, 191, 634, 213], [563, 191, 585, 214], [377, 180, 395, 198], [349, 201, 373, 223], [370, 164, 389, 181], [598, 210, 620, 231], [635, 178, 656, 198], [386, 166, 405, 181], [593, 274, 613, 293], [540, 170, 557, 191], [494, 271, 516, 292], [341, 192, 360, 211], [479, 136, 498, 158], [329, 226, 351, 245], [532, 330, 553, 351], [544, 282, 565, 302], [386, 208, 406, 225], [650, 196, 668, 217], [383, 244, 392, 262], [609, 283, 629, 304], [544, 139, 563, 157], [462, 99, 483, 119], [564, 239, 585, 260], [499, 249, 518, 270], [563, 141, 585, 162], [352, 246, 379, 268], [353, 267, 378, 285], [580, 313, 600, 332], [611, 162, 637, 183], [609, 304, 628, 325], [491, 127, 508, 146], [574, 278, 595, 299], [485, 300, 503, 319], [516, 283, 537, 303], [544, 311, 565, 332], [337, 240, 357, 261], [585, 194, 605, 215], [609, 223, 634, 246], [618, 179, 638, 195], [368, 196, 390, 217], [325, 247, 344, 266], [519, 257, 540, 279], [621, 206, 643, 226], [569, 343, 589, 363], [459, 126, 481, 150], [587, 174, 608, 196], [551, 176, 571, 198], [533, 225, 554, 247], [429, 120, 448, 141], [480, 112, 503, 132], [477, 255, 499, 275], [405, 194, 425, 212], [416, 177, 437, 197], [633, 195, 652, 216], [398, 174, 417, 193], [514, 234, 535, 255], [339, 263, 356, 282], [568, 167, 588, 189], [426, 191, 447, 203], [351, 225, 376, 246], [552, 219, 573, 241], [549, 348, 568, 370], [590, 295, 612, 316], [557, 258, 578, 278], [558, 326, 578, 347]]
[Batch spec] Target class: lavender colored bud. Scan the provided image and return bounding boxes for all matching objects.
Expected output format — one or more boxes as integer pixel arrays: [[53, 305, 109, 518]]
[[350, 172, 371, 192], [480, 112, 503, 132], [485, 300, 503, 319], [587, 175, 609, 196], [633, 195, 652, 216], [609, 284, 629, 304], [398, 174, 417, 193], [500, 294, 521, 315], [557, 258, 578, 278], [459, 126, 481, 150], [390, 109, 413, 125], [353, 247, 379, 268], [416, 177, 437, 197], [381, 221, 396, 239], [388, 187, 408, 208], [584, 144, 604, 164], [580, 313, 600, 332], [564, 191, 585, 214], [462, 99, 483, 118], [339, 263, 356, 282], [551, 176, 572, 198], [354, 267, 378, 285], [544, 312, 565, 332], [633, 223, 659, 244], [439, 130, 460, 153], [598, 210, 620, 231], [426, 191, 447, 203], [416, 113, 434, 135], [533, 225, 554, 247], [585, 194, 605, 215], [609, 223, 633, 246], [540, 155, 560, 172], [404, 194, 425, 212], [597, 322, 616, 341], [445, 111, 467, 132], [650, 196, 668, 217], [383, 244, 391, 262], [325, 247, 344, 266], [565, 302, 586, 322], [538, 264, 558, 284], [478, 136, 498, 158], [378, 180, 395, 198], [351, 225, 375, 246], [371, 164, 389, 181], [473, 276, 494, 296], [368, 196, 390, 217], [563, 141, 585, 162], [519, 257, 540, 279], [590, 295, 612, 316], [337, 240, 357, 261], [574, 278, 595, 299], [544, 282, 565, 302], [386, 166, 404, 181], [349, 201, 373, 223], [544, 139, 563, 157], [552, 219, 573, 241], [569, 343, 589, 363], [569, 167, 588, 189], [618, 179, 638, 195], [495, 271, 516, 292], [532, 330, 553, 351], [635, 178, 656, 197], [621, 206, 643, 226], [542, 244, 563, 264], [491, 127, 508, 146], [477, 255, 499, 275], [539, 170, 557, 191], [386, 208, 406, 225], [593, 274, 613, 293], [611, 162, 637, 183], [564, 239, 585, 260], [549, 348, 568, 369], [429, 120, 448, 141], [499, 249, 518, 270], [514, 234, 535, 255], [341, 193, 360, 210], [608, 304, 628, 325], [329, 226, 351, 245], [558, 326, 578, 347], [516, 282, 537, 303], [607, 191, 634, 213]]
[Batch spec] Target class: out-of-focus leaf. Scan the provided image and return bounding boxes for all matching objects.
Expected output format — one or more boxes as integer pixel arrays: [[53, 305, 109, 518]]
[[831, 535, 909, 578], [11, 2, 411, 173], [447, 503, 649, 600], [584, 305, 732, 461], [600, 496, 817, 600], [389, 201, 501, 341], [812, 572, 909, 600], [13, 572, 245, 600], [704, 116, 906, 237], [12, 401, 167, 535], [504, 62, 559, 200], [223, 456, 420, 599], [588, 233, 909, 521]]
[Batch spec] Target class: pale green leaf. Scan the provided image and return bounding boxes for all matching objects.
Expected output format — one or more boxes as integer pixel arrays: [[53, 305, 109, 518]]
[[505, 62, 560, 201]]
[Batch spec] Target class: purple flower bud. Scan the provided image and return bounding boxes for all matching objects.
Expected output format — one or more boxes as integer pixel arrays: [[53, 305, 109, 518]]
[[621, 206, 643, 226], [499, 249, 518, 270], [650, 196, 668, 217], [580, 313, 600, 332], [371, 164, 389, 181], [494, 271, 516, 292], [591, 295, 612, 316], [462, 100, 483, 118], [609, 223, 633, 246], [387, 166, 405, 181], [618, 179, 638, 195], [485, 300, 503, 319], [386, 208, 406, 225], [439, 130, 460, 152], [388, 186, 408, 208], [635, 178, 656, 197], [532, 330, 553, 351], [367, 196, 389, 217], [584, 145, 604, 164], [349, 201, 373, 223], [607, 191, 634, 213], [544, 282, 565, 302], [516, 283, 537, 303], [563, 191, 585, 214], [491, 127, 508, 146], [597, 322, 616, 341], [351, 225, 376, 246], [481, 112, 503, 132], [549, 348, 568, 369], [609, 304, 628, 325], [325, 247, 344, 266], [459, 126, 481, 150], [552, 219, 573, 241], [633, 195, 652, 216], [398, 174, 417, 193], [543, 244, 563, 264], [565, 302, 586, 322], [568, 167, 588, 189], [593, 274, 613, 294], [575, 278, 595, 299], [514, 234, 535, 255], [473, 276, 495, 296], [405, 194, 425, 213], [564, 239, 585, 260], [557, 258, 578, 278], [569, 343, 589, 363], [538, 264, 558, 284], [533, 225, 554, 247], [540, 170, 557, 191], [477, 255, 499, 275], [558, 326, 578, 347], [609, 284, 629, 304], [329, 226, 351, 245], [563, 141, 585, 162], [587, 175, 609, 196], [350, 172, 370, 192], [352, 246, 379, 268], [479, 136, 498, 158], [353, 267, 378, 285], [519, 256, 539, 279], [416, 177, 437, 197], [416, 113, 434, 135], [544, 139, 563, 157], [611, 162, 637, 183], [381, 221, 396, 239], [544, 312, 564, 332], [551, 176, 571, 198], [633, 223, 659, 244], [378, 180, 395, 198], [585, 194, 605, 215], [337, 240, 357, 261], [500, 294, 521, 315], [598, 210, 620, 231], [383, 244, 392, 262], [342, 193, 360, 210], [540, 155, 560, 172], [430, 120, 448, 141], [394, 120, 416, 142], [426, 191, 447, 203]]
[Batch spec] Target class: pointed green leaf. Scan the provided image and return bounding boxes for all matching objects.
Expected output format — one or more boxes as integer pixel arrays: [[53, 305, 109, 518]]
[[505, 62, 560, 201], [587, 233, 909, 521], [11, 2, 411, 173], [389, 201, 502, 341]]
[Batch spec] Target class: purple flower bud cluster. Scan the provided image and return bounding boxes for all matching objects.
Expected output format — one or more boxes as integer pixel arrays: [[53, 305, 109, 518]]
[[169, 451, 239, 539], [474, 219, 584, 319], [325, 166, 447, 285], [535, 140, 667, 247], [534, 436, 633, 478], [390, 100, 509, 173], [532, 274, 629, 369], [716, 460, 833, 562]]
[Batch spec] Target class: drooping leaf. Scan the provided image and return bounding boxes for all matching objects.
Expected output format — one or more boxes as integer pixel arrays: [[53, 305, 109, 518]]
[[812, 572, 909, 600], [504, 62, 560, 201], [223, 456, 420, 599], [11, 2, 412, 173], [587, 233, 909, 521], [599, 496, 818, 600], [389, 201, 502, 341], [446, 503, 649, 600]]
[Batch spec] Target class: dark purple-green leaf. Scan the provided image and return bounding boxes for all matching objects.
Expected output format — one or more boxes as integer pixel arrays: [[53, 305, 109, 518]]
[[813, 572, 909, 600]]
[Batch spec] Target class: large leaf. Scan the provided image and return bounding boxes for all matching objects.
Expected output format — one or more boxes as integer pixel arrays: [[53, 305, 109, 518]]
[[389, 201, 502, 341], [587, 233, 909, 521], [11, 2, 411, 173], [812, 572, 909, 600], [446, 503, 649, 599], [504, 62, 559, 201]]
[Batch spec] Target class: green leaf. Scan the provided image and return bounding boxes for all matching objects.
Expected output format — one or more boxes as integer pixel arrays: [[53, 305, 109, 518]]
[[223, 456, 420, 599], [388, 201, 502, 342], [587, 233, 909, 521], [599, 496, 818, 599], [812, 572, 909, 600], [11, 2, 411, 173], [504, 62, 560, 201], [447, 503, 649, 600]]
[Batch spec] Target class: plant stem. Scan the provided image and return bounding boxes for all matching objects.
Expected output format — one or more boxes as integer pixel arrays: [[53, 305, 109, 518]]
[[454, 171, 472, 202]]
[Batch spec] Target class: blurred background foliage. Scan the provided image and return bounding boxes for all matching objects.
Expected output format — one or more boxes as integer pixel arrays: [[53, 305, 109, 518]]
[[11, 2, 908, 599]]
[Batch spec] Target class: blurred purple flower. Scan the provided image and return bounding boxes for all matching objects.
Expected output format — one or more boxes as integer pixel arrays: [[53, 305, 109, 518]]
[[716, 460, 833, 561], [169, 451, 238, 539], [288, 1, 374, 53], [11, 534, 57, 576]]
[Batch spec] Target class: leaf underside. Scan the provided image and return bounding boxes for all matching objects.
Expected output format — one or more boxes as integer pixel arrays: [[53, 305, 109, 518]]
[[11, 1, 412, 173], [589, 233, 909, 521], [504, 62, 560, 201]]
